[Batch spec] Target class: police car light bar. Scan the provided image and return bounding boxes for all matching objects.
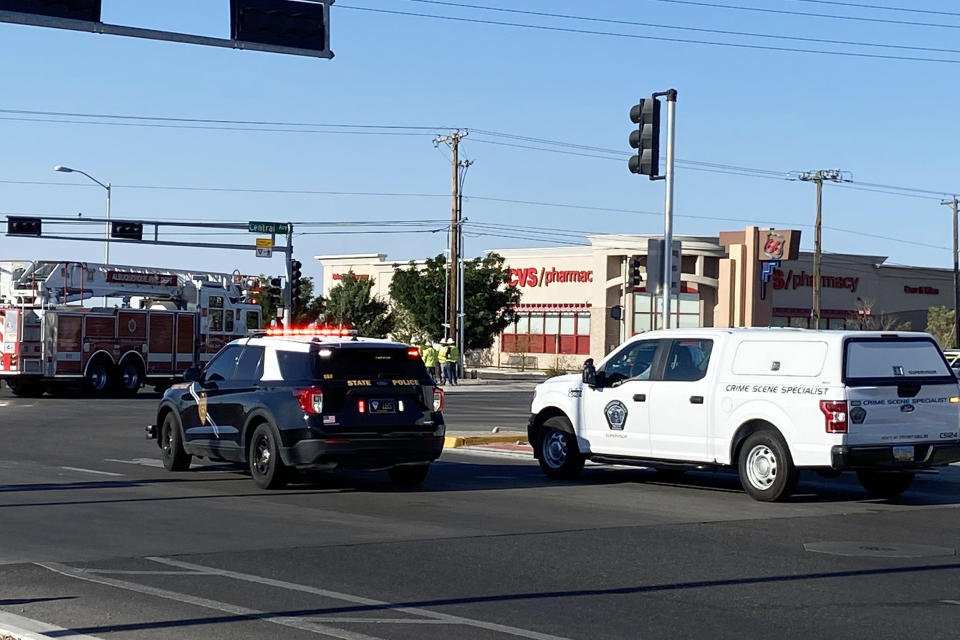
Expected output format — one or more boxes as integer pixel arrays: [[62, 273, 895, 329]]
[[264, 326, 358, 337]]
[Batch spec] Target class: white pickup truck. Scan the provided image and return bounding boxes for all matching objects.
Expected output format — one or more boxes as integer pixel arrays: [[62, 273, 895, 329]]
[[528, 328, 960, 501]]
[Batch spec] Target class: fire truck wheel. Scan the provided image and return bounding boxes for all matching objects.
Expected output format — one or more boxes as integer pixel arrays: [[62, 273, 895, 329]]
[[84, 358, 113, 396], [7, 381, 44, 398], [160, 413, 192, 471], [116, 359, 144, 396]]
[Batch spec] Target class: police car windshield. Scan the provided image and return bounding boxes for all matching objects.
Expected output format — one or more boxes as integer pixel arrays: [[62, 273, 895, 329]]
[[314, 347, 425, 380]]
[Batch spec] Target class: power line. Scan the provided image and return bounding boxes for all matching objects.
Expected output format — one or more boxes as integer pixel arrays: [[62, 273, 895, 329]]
[[790, 0, 960, 19], [337, 4, 960, 64], [404, 0, 960, 55], [0, 108, 451, 131], [646, 0, 960, 30]]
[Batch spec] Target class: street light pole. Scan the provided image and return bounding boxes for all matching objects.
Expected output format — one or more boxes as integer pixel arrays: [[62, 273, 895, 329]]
[[942, 197, 960, 348], [55, 165, 111, 264]]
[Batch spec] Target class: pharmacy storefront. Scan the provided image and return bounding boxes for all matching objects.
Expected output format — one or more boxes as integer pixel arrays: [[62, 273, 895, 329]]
[[315, 227, 957, 370]]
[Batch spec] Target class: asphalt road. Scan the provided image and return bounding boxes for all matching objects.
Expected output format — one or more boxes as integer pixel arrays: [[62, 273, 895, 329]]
[[1, 386, 959, 640]]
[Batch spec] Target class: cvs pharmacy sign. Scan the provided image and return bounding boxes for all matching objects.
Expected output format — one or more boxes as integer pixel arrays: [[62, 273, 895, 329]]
[[509, 267, 594, 288]]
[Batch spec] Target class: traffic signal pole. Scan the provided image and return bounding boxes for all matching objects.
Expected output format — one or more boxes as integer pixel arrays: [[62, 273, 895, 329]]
[[284, 223, 294, 328], [661, 90, 677, 330], [941, 197, 960, 348]]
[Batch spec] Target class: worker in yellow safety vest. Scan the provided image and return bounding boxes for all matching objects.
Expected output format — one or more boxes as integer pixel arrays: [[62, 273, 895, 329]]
[[422, 341, 440, 383], [437, 339, 451, 385], [447, 340, 460, 385]]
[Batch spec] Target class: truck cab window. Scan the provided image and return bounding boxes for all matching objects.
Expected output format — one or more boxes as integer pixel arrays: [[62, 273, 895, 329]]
[[663, 339, 713, 382], [603, 340, 661, 386]]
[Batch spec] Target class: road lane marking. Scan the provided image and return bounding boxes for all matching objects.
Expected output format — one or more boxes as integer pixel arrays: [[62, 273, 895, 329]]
[[37, 562, 386, 640], [60, 467, 125, 477], [308, 618, 449, 624], [86, 569, 212, 575], [0, 610, 106, 640], [148, 557, 574, 640], [104, 458, 164, 468], [942, 600, 960, 605]]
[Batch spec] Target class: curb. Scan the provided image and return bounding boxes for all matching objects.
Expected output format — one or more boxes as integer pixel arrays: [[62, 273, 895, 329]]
[[444, 434, 529, 448]]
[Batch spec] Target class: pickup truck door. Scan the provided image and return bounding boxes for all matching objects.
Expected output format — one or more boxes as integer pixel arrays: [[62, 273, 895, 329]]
[[580, 339, 665, 458], [647, 338, 715, 462]]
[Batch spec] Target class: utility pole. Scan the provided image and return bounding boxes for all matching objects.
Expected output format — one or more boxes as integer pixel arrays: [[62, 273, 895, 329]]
[[796, 169, 845, 328], [434, 130, 469, 345], [942, 197, 960, 348]]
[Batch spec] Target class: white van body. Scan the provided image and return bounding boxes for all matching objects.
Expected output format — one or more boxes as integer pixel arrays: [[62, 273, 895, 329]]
[[528, 328, 960, 501]]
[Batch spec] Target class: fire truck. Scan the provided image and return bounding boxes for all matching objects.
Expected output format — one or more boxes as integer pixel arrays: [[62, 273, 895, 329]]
[[0, 260, 262, 397]]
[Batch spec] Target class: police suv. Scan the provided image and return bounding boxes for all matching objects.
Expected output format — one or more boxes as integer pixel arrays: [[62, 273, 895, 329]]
[[147, 328, 445, 489], [528, 328, 960, 501]]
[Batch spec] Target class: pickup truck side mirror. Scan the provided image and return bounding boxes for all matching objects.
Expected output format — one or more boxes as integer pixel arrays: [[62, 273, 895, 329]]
[[582, 358, 598, 387], [183, 364, 203, 383]]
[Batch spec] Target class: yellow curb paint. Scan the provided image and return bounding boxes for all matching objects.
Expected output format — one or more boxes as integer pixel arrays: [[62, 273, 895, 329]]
[[443, 435, 529, 448]]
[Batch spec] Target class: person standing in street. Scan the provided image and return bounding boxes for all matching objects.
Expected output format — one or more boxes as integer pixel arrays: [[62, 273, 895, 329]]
[[438, 339, 451, 385], [422, 340, 439, 383], [448, 339, 460, 385]]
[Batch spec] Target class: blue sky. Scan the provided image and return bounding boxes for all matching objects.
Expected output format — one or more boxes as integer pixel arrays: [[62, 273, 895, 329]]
[[1, 0, 958, 285]]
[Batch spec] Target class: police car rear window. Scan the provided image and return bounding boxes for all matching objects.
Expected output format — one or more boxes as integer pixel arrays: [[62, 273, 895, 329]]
[[315, 348, 426, 380], [844, 337, 953, 385]]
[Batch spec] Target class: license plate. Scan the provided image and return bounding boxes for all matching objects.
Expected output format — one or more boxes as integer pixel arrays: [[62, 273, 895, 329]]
[[892, 445, 914, 462], [369, 399, 395, 414]]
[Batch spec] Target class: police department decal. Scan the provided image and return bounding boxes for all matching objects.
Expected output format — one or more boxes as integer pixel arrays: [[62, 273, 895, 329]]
[[604, 400, 628, 431]]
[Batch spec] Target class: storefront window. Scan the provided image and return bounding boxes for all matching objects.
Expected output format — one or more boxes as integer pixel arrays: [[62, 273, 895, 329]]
[[633, 293, 700, 334], [502, 310, 591, 356], [576, 313, 590, 335], [789, 317, 807, 328]]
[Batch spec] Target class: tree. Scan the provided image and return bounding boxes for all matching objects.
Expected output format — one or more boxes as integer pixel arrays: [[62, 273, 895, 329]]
[[926, 306, 956, 349], [258, 275, 324, 326], [390, 252, 521, 350], [323, 271, 394, 338]]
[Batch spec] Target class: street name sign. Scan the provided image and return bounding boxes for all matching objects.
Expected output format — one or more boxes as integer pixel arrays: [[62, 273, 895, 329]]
[[248, 221, 289, 234]]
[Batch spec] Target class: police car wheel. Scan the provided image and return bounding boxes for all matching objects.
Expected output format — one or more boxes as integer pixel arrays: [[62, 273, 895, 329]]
[[857, 471, 915, 499], [160, 413, 191, 472], [738, 431, 798, 502], [538, 417, 584, 480], [388, 464, 430, 486], [249, 424, 288, 490]]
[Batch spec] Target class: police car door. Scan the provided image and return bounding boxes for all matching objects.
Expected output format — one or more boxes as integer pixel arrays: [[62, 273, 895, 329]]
[[179, 344, 242, 454], [648, 338, 715, 462], [580, 339, 664, 458]]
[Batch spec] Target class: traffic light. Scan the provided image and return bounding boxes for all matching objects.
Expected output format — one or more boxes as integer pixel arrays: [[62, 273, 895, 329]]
[[0, 0, 102, 21], [111, 221, 143, 241], [628, 97, 661, 179], [230, 0, 329, 54], [267, 276, 283, 308], [243, 276, 262, 305], [6, 216, 42, 237], [629, 256, 642, 288], [290, 259, 303, 302]]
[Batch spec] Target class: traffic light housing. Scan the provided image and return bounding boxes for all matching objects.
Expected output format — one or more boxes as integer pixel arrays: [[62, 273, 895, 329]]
[[0, 0, 102, 21], [6, 216, 42, 237], [267, 276, 283, 308], [111, 221, 143, 241], [230, 0, 329, 54], [243, 276, 262, 305], [290, 259, 303, 302], [629, 256, 642, 288], [628, 97, 661, 179]]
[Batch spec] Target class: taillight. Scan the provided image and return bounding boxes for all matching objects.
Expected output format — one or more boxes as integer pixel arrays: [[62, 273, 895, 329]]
[[433, 386, 445, 412], [295, 387, 323, 414], [407, 348, 420, 358], [358, 399, 366, 414], [820, 400, 848, 433]]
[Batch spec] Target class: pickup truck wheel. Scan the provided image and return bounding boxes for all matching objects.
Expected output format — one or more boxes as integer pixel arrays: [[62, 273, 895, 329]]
[[388, 463, 430, 486], [160, 413, 191, 471], [738, 431, 798, 502], [857, 471, 915, 499], [538, 417, 584, 480], [249, 424, 288, 490]]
